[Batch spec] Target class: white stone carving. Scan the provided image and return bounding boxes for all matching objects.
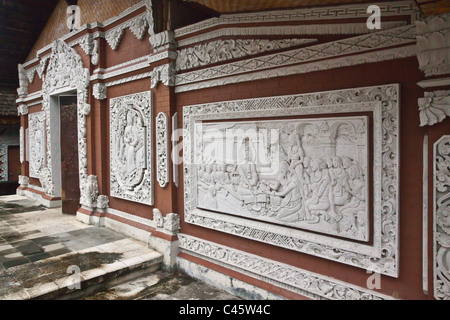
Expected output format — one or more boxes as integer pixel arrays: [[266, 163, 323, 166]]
[[175, 25, 416, 87], [17, 64, 28, 97], [37, 56, 49, 78], [19, 127, 24, 164], [183, 84, 400, 277], [18, 175, 30, 187], [150, 30, 177, 52], [156, 112, 169, 188], [151, 63, 175, 88], [96, 195, 110, 210], [0, 144, 7, 182], [80, 175, 99, 208], [195, 117, 369, 241], [41, 39, 92, 199], [92, 83, 107, 100], [152, 209, 181, 233], [178, 234, 394, 300], [433, 135, 450, 300], [164, 213, 181, 232], [172, 112, 179, 188], [153, 208, 164, 228], [110, 91, 153, 205], [18, 104, 28, 116], [419, 90, 450, 127], [105, 12, 149, 51], [28, 112, 46, 179], [176, 38, 317, 71], [416, 13, 450, 77]]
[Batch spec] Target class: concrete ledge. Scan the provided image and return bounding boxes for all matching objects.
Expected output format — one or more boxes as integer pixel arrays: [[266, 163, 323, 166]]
[[17, 187, 61, 208], [3, 249, 163, 300]]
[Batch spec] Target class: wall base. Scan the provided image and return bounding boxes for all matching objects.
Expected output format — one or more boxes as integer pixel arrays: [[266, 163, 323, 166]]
[[17, 186, 61, 208], [76, 208, 179, 271]]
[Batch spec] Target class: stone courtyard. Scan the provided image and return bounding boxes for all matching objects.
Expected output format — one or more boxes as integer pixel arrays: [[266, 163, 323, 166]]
[[0, 194, 238, 300]]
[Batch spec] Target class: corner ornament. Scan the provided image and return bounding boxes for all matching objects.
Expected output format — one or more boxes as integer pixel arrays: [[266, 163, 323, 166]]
[[419, 91, 450, 127]]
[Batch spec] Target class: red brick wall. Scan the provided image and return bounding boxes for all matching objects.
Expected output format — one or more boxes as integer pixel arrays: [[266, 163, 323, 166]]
[[174, 56, 443, 300]]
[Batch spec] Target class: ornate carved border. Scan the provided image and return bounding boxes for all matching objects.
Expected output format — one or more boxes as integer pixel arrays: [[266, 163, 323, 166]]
[[109, 91, 154, 205], [40, 39, 99, 207], [183, 84, 400, 277], [178, 234, 394, 300], [0, 144, 7, 182], [433, 135, 450, 300], [156, 112, 169, 188]]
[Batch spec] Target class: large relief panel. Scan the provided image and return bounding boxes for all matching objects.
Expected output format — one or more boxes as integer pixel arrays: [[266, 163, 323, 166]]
[[195, 116, 370, 241], [184, 84, 399, 277], [28, 112, 46, 179], [110, 91, 153, 205]]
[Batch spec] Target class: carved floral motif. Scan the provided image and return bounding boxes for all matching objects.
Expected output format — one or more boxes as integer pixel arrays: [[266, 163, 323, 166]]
[[434, 135, 450, 300], [156, 112, 169, 188], [418, 91, 450, 127], [176, 38, 317, 71], [28, 112, 46, 179]]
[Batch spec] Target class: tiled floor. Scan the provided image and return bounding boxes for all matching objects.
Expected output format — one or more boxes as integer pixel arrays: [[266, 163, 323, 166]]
[[0, 194, 163, 299], [0, 195, 124, 270]]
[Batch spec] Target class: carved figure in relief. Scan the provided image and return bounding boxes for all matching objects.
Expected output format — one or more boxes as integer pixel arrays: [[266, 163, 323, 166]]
[[195, 117, 370, 241]]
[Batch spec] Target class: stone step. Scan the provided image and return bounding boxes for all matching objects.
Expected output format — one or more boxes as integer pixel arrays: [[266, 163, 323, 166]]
[[1, 240, 164, 300]]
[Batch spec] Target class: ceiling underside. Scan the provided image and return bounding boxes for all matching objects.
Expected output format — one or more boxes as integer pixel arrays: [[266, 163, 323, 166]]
[[185, 0, 450, 16], [0, 0, 59, 88]]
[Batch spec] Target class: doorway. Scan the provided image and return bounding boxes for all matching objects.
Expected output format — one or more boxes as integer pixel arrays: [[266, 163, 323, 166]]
[[59, 95, 80, 215]]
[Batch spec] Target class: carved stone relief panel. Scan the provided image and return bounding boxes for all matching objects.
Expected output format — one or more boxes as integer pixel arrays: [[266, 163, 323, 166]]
[[433, 135, 450, 300], [184, 84, 399, 277], [156, 112, 169, 188], [28, 112, 46, 179], [110, 91, 153, 205], [195, 116, 369, 241]]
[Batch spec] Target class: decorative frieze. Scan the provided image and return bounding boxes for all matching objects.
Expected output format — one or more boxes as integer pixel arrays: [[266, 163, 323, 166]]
[[175, 1, 420, 38], [433, 135, 450, 300], [28, 112, 46, 179], [176, 38, 317, 71], [183, 84, 400, 277], [110, 91, 154, 205], [175, 25, 416, 87], [416, 13, 450, 77], [419, 90, 450, 127], [156, 112, 169, 188], [178, 234, 393, 300]]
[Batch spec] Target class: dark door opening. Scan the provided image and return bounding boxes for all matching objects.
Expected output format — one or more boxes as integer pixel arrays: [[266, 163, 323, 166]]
[[59, 96, 80, 215]]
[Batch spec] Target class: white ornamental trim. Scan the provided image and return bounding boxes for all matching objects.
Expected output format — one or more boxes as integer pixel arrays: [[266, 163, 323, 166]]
[[156, 112, 169, 188], [178, 234, 394, 300], [174, 1, 420, 38], [183, 84, 400, 277], [175, 25, 416, 86], [175, 45, 416, 93], [176, 38, 317, 71], [176, 21, 407, 48], [433, 135, 450, 300]]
